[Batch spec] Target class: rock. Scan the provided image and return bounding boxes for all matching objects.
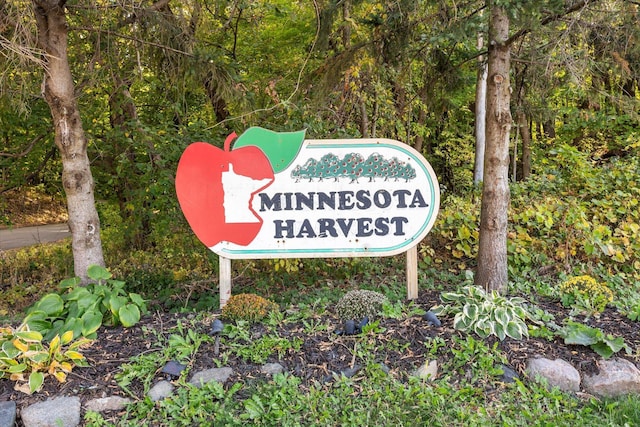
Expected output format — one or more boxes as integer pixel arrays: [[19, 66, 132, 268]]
[[261, 363, 285, 376], [85, 396, 132, 413], [0, 401, 16, 427], [148, 380, 175, 402], [344, 320, 356, 335], [161, 360, 187, 378], [414, 360, 438, 380], [340, 365, 361, 378], [189, 367, 234, 387], [499, 364, 520, 383], [583, 358, 640, 398], [422, 311, 441, 327], [209, 319, 224, 335], [21, 397, 81, 427], [526, 357, 581, 392], [357, 317, 369, 332]]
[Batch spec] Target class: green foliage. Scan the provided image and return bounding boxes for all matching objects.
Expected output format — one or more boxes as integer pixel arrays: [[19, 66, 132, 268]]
[[431, 285, 530, 340], [229, 333, 303, 365], [116, 318, 208, 396], [558, 320, 631, 359], [558, 275, 613, 317], [334, 289, 389, 321], [0, 324, 90, 394], [380, 300, 425, 320], [446, 335, 508, 385], [221, 293, 279, 323], [23, 265, 146, 342]]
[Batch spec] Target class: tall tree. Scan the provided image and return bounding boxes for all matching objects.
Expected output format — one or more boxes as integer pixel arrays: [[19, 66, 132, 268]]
[[33, 0, 105, 280], [474, 28, 488, 185], [475, 2, 511, 293]]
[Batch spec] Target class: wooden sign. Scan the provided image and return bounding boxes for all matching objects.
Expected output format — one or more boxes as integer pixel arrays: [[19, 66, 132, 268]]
[[175, 127, 440, 306]]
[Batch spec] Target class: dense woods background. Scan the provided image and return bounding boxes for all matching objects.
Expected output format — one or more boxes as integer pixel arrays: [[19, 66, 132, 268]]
[[1, 0, 638, 297]]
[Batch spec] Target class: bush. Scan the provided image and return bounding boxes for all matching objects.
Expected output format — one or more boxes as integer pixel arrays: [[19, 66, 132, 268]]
[[221, 293, 279, 323], [559, 275, 613, 317], [334, 289, 388, 321]]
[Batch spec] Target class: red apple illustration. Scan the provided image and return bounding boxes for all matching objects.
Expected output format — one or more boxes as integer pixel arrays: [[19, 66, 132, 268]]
[[175, 132, 275, 247]]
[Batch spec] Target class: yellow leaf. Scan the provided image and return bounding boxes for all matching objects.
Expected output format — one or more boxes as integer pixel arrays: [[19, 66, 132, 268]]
[[49, 335, 61, 355], [48, 360, 60, 374], [60, 330, 74, 345], [60, 361, 73, 372], [53, 370, 67, 383], [12, 339, 28, 353], [64, 350, 85, 361]]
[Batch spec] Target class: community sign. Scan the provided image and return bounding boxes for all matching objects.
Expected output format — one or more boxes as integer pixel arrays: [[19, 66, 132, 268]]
[[175, 127, 440, 259]]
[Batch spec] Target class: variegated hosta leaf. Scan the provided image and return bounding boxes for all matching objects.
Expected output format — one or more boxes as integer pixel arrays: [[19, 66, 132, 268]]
[[492, 307, 508, 327], [506, 320, 528, 340], [494, 322, 507, 341], [463, 303, 479, 320], [453, 312, 473, 330]]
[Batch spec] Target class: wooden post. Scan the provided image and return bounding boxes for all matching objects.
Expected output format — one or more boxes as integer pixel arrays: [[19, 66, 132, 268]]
[[406, 245, 418, 300], [219, 256, 232, 308]]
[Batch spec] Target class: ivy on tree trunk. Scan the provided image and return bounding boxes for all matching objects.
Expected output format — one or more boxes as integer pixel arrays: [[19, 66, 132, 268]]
[[33, 0, 105, 282], [475, 3, 511, 293]]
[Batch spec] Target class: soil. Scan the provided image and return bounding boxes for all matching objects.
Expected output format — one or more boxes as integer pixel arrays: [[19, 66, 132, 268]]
[[2, 289, 639, 425]]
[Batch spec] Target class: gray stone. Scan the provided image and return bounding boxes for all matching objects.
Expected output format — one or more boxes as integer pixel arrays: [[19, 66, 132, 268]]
[[583, 358, 640, 398], [261, 363, 285, 376], [84, 396, 132, 413], [499, 364, 520, 383], [526, 357, 581, 392], [21, 396, 81, 427], [0, 401, 16, 427], [148, 380, 175, 402], [414, 360, 438, 380], [189, 367, 233, 387]]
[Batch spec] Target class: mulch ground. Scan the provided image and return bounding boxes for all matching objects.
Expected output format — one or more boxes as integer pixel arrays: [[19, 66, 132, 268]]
[[2, 289, 640, 423]]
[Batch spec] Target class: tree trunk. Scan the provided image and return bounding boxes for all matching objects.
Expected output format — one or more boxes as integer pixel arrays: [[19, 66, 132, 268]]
[[475, 3, 511, 293], [33, 0, 105, 281], [518, 110, 531, 180], [473, 31, 488, 186]]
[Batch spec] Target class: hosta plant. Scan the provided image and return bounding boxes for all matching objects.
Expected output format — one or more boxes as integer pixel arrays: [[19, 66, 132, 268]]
[[431, 285, 530, 340], [23, 265, 147, 341], [0, 323, 90, 394]]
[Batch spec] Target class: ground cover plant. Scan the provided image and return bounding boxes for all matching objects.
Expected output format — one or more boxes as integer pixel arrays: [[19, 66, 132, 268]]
[[1, 147, 640, 425]]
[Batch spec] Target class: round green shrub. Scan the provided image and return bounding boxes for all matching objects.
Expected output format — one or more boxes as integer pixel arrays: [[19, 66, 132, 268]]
[[221, 293, 278, 323], [335, 289, 388, 321]]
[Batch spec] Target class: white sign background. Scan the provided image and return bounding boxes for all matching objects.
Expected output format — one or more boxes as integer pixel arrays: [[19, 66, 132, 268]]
[[211, 138, 440, 259]]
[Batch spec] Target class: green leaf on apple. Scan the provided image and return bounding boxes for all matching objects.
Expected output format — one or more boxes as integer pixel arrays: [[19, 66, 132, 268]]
[[233, 127, 306, 174]]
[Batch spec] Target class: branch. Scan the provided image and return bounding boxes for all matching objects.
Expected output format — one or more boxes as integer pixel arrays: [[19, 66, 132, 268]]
[[73, 27, 193, 57], [505, 0, 594, 46], [0, 145, 57, 194], [0, 134, 46, 158]]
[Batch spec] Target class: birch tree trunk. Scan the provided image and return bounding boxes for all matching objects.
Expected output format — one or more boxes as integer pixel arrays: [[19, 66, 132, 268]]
[[475, 4, 511, 293], [33, 0, 105, 281], [473, 31, 488, 185]]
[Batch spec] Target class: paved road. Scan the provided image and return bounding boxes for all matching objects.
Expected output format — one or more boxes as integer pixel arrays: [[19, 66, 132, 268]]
[[0, 223, 71, 250]]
